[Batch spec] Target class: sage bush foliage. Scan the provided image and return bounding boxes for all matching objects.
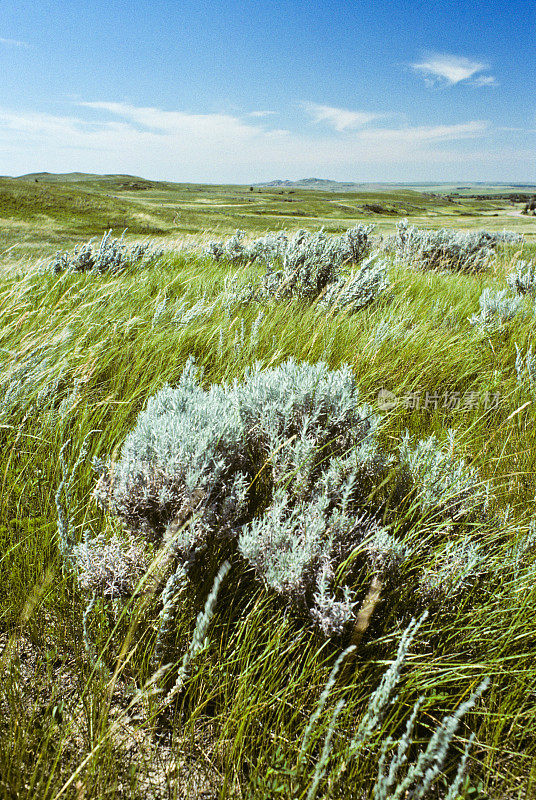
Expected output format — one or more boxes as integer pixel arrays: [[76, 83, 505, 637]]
[[208, 229, 288, 265], [88, 357, 490, 638], [318, 255, 390, 314], [507, 258, 536, 297], [398, 429, 489, 518], [469, 255, 536, 330], [50, 229, 163, 274], [73, 533, 150, 598], [393, 219, 523, 273], [211, 225, 390, 313], [4, 223, 535, 799], [515, 342, 536, 389], [208, 224, 374, 269], [469, 288, 524, 330]]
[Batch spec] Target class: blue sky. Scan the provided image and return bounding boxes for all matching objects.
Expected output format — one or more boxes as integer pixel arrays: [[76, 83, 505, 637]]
[[0, 0, 534, 182]]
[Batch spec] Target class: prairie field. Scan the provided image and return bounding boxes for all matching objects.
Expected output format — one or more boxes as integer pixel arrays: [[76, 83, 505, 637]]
[[2, 174, 536, 800], [1, 173, 534, 267]]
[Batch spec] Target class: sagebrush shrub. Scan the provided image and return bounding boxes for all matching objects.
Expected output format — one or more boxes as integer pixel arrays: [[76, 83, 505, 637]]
[[216, 225, 387, 314], [208, 230, 290, 265], [507, 259, 536, 297], [207, 230, 251, 265], [393, 219, 522, 273], [87, 358, 490, 638], [398, 429, 489, 519], [73, 533, 150, 598], [418, 538, 485, 606], [318, 255, 390, 313], [271, 226, 375, 299], [208, 225, 374, 272], [50, 230, 163, 274], [469, 288, 523, 330], [515, 342, 536, 389]]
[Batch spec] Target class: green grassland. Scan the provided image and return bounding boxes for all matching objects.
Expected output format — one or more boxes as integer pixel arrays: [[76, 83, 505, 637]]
[[1, 172, 534, 268], [1, 176, 536, 799], [256, 177, 536, 195]]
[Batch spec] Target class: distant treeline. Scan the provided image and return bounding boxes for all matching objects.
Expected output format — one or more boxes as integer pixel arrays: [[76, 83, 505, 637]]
[[452, 193, 535, 203]]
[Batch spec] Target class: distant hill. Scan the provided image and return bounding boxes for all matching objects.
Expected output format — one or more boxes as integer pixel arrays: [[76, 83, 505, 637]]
[[256, 178, 369, 192], [16, 172, 181, 192], [0, 175, 169, 234], [255, 178, 536, 196], [9, 173, 536, 198]]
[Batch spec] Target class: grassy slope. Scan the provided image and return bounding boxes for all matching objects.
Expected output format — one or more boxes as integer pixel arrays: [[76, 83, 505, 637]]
[[1, 227, 536, 797], [1, 174, 533, 269]]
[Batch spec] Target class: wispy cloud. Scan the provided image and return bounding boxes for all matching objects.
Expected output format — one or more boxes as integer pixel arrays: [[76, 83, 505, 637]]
[[360, 120, 488, 144], [0, 101, 517, 183], [78, 101, 262, 139], [248, 110, 276, 118], [0, 36, 29, 48], [302, 102, 382, 131], [472, 75, 498, 87], [411, 52, 496, 86]]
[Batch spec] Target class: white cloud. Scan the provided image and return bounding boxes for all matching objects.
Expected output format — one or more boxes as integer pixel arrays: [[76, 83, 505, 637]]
[[360, 120, 488, 144], [0, 36, 29, 47], [499, 126, 536, 133], [78, 101, 263, 140], [302, 102, 381, 131], [472, 75, 498, 87], [411, 53, 495, 86], [0, 101, 527, 183], [248, 110, 276, 118]]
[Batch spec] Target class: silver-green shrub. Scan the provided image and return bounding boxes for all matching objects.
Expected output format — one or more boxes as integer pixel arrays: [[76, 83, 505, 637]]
[[93, 358, 386, 633], [217, 225, 387, 314], [318, 254, 390, 313], [88, 359, 489, 637], [418, 538, 486, 605], [364, 528, 413, 577], [515, 342, 536, 389], [50, 230, 163, 274], [398, 429, 489, 520], [394, 219, 522, 273], [73, 532, 149, 598], [207, 230, 250, 264], [208, 230, 289, 265], [257, 225, 376, 301], [469, 288, 523, 330], [94, 357, 379, 531], [238, 495, 384, 636], [507, 259, 536, 297], [208, 225, 374, 273]]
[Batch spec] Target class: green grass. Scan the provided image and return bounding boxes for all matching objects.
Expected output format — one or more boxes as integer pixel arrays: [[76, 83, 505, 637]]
[[1, 186, 536, 798], [1, 173, 534, 269], [1, 233, 536, 798]]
